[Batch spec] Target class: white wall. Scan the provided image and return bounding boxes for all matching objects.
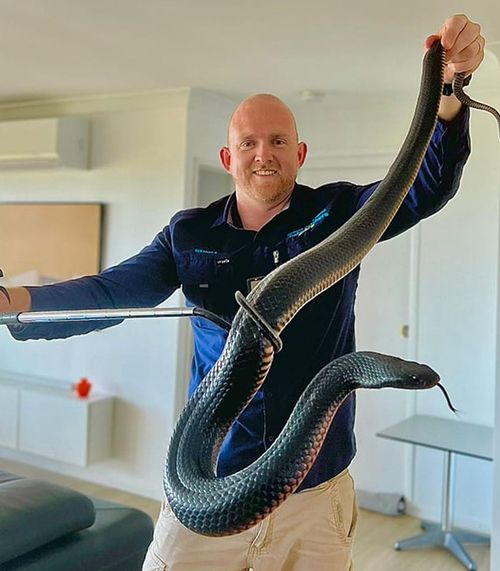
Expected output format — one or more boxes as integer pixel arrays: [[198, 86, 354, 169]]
[[185, 88, 236, 204], [0, 89, 191, 499]]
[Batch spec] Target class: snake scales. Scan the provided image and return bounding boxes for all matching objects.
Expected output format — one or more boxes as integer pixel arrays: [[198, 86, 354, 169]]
[[163, 41, 500, 537]]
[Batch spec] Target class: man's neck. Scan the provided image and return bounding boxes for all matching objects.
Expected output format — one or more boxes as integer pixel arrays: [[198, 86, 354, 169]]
[[235, 191, 292, 231]]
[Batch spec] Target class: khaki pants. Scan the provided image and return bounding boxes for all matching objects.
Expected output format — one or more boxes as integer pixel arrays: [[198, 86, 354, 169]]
[[142, 469, 358, 571]]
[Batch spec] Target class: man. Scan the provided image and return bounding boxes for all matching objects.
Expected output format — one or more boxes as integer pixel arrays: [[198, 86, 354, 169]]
[[1, 14, 485, 571]]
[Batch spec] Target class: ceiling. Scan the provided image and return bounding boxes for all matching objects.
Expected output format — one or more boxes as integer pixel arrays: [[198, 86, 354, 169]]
[[2, 0, 500, 105]]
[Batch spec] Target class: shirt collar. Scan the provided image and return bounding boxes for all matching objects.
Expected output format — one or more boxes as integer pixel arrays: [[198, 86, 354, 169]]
[[209, 193, 238, 229], [210, 184, 308, 230]]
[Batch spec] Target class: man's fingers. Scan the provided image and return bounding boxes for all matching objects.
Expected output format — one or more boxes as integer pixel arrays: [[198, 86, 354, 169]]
[[443, 18, 481, 61], [424, 34, 440, 51], [447, 50, 484, 75], [424, 15, 485, 84], [425, 15, 480, 60], [440, 14, 470, 52], [447, 36, 485, 75], [450, 37, 483, 64]]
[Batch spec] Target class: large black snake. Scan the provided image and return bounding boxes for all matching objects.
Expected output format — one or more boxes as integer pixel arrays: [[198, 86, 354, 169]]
[[163, 41, 500, 536]]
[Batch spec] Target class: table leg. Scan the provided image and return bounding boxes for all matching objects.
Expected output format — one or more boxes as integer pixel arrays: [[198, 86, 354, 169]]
[[442, 449, 454, 532], [394, 451, 488, 571]]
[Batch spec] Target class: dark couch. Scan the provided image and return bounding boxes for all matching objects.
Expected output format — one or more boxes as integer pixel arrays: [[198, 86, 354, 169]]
[[0, 470, 154, 570]]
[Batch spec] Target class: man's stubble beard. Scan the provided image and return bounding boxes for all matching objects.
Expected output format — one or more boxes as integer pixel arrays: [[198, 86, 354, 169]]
[[242, 174, 296, 205]]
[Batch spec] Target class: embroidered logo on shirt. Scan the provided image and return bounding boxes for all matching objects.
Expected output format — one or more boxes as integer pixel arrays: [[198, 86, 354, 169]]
[[286, 208, 330, 239], [194, 248, 230, 265], [194, 248, 219, 255]]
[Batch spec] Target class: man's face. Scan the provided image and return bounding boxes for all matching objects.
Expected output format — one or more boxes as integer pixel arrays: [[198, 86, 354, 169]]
[[220, 96, 307, 205]]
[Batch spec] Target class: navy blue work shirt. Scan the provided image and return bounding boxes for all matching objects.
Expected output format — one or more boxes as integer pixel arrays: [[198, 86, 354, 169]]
[[10, 108, 470, 490]]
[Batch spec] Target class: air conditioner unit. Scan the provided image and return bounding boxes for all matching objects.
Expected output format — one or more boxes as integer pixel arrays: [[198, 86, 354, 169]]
[[0, 117, 89, 169]]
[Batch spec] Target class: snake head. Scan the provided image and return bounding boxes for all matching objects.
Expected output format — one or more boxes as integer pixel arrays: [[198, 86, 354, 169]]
[[354, 352, 440, 390], [354, 352, 457, 413], [0, 268, 11, 303]]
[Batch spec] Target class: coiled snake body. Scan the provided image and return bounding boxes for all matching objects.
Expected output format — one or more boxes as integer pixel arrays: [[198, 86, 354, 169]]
[[164, 41, 500, 536]]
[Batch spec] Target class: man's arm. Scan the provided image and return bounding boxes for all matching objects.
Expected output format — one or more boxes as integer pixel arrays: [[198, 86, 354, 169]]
[[2, 226, 180, 341]]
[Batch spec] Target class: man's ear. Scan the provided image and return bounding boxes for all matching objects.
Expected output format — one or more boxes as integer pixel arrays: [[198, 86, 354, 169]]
[[219, 146, 231, 173], [297, 141, 308, 167]]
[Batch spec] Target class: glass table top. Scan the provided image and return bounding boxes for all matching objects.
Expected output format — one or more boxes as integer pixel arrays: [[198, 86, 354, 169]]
[[376, 414, 493, 461]]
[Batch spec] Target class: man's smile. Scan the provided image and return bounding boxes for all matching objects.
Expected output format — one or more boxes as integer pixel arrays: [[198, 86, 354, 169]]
[[253, 169, 278, 176]]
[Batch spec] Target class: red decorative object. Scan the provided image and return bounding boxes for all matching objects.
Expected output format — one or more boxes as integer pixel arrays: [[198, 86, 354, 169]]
[[74, 378, 92, 398]]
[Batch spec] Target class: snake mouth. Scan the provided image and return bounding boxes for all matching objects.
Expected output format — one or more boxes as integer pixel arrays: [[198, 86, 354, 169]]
[[410, 363, 441, 389], [408, 366, 457, 413]]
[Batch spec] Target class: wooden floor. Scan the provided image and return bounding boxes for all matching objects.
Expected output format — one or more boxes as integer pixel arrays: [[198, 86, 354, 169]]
[[0, 458, 490, 570], [354, 509, 489, 570]]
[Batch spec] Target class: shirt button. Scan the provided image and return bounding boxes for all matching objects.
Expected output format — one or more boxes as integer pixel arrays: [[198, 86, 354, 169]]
[[268, 436, 275, 442]]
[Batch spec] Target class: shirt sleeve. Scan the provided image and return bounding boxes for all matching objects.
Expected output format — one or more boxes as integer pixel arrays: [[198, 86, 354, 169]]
[[8, 226, 180, 341], [353, 105, 471, 241]]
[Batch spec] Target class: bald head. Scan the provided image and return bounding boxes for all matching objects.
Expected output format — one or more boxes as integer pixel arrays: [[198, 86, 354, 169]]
[[227, 94, 299, 146], [219, 92, 307, 210]]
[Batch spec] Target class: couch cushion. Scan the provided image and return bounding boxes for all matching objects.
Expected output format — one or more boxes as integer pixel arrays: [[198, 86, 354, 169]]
[[0, 478, 96, 565], [1, 496, 154, 571]]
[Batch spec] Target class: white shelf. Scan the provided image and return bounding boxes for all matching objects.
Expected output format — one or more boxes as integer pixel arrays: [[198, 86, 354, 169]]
[[0, 372, 113, 467]]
